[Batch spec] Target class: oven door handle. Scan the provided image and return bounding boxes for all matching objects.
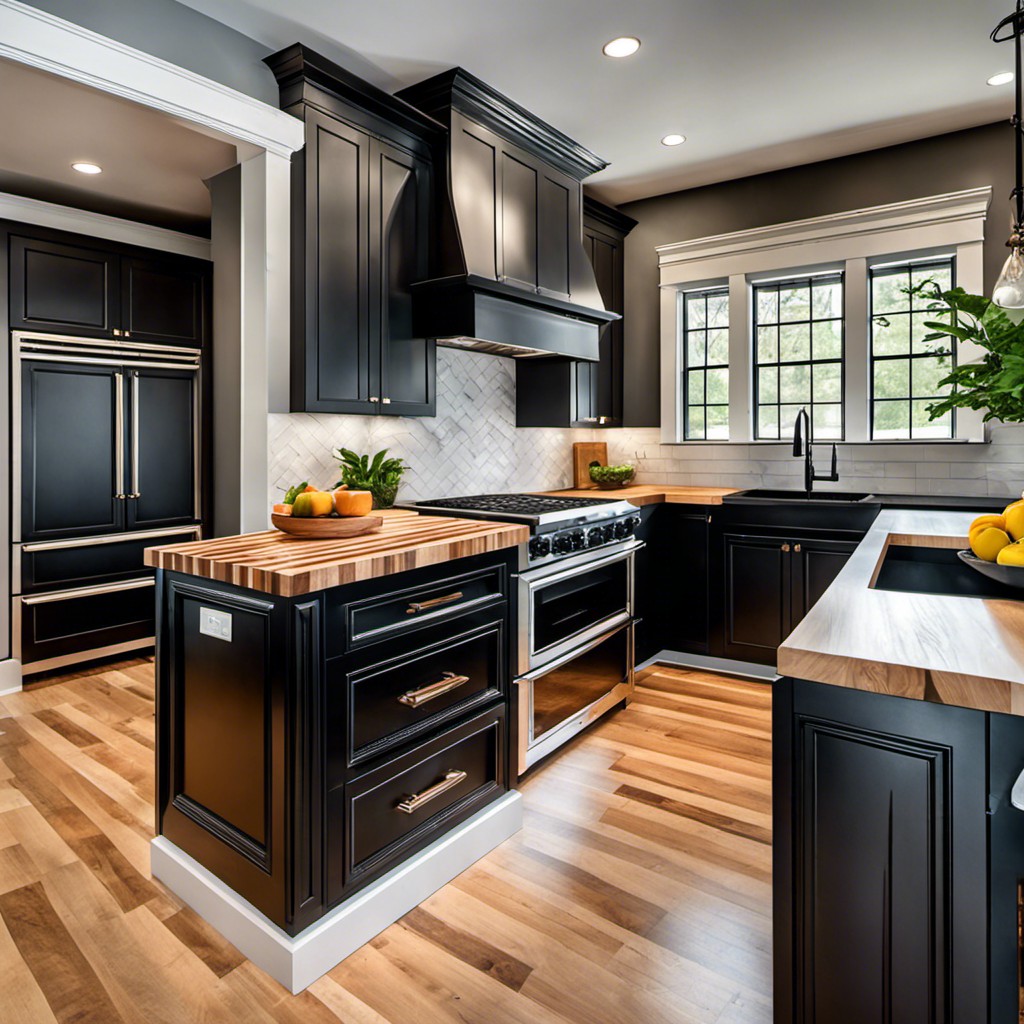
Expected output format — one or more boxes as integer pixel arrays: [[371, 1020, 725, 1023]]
[[521, 541, 640, 589], [516, 619, 635, 684]]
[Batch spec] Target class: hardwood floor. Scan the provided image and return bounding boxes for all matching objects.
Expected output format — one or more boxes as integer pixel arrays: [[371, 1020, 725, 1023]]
[[0, 660, 772, 1023]]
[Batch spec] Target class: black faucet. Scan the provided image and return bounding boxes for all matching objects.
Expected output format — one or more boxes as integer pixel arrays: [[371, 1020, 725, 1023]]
[[792, 407, 839, 494]]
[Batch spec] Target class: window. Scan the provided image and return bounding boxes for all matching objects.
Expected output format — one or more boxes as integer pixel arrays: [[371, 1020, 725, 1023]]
[[753, 273, 844, 440], [870, 257, 955, 439], [682, 287, 730, 440]]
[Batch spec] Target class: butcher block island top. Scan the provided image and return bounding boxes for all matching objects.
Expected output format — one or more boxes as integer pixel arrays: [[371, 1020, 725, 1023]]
[[778, 508, 1024, 716], [143, 508, 527, 597], [541, 484, 741, 505]]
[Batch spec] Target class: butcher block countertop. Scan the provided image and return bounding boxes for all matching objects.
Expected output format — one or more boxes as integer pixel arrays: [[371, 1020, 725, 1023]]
[[778, 509, 1024, 716], [143, 509, 527, 598], [542, 485, 741, 506]]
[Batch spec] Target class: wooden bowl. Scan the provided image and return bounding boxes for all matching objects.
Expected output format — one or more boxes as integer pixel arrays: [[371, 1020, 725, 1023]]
[[271, 513, 383, 539], [957, 549, 1024, 589]]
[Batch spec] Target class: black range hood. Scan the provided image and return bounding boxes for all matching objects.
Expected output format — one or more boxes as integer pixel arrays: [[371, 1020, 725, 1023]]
[[397, 68, 619, 360]]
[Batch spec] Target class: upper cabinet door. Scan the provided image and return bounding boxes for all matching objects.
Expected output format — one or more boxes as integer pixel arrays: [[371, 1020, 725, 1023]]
[[298, 109, 376, 414], [10, 236, 119, 338], [121, 256, 207, 348], [374, 139, 435, 417], [20, 360, 126, 541]]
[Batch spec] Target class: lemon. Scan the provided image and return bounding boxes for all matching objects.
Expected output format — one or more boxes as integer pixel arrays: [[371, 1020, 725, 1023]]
[[997, 541, 1024, 566], [969, 513, 1006, 539], [971, 526, 1012, 562], [1006, 504, 1024, 541]]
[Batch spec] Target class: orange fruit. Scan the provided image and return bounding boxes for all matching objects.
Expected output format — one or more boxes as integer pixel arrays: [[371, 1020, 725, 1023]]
[[272, 503, 292, 516], [334, 489, 373, 516]]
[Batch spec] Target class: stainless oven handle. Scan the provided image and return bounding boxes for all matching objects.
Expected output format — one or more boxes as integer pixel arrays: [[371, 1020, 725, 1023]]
[[114, 371, 126, 500], [20, 577, 154, 606], [517, 619, 634, 683], [22, 526, 201, 553], [521, 542, 639, 589], [129, 371, 141, 499]]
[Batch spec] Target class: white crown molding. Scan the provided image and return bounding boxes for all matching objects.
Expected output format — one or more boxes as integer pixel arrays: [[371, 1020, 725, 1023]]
[[0, 190, 211, 259], [0, 0, 303, 158], [658, 187, 992, 284]]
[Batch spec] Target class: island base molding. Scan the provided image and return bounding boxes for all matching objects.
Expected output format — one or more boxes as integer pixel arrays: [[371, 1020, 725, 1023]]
[[151, 791, 523, 994]]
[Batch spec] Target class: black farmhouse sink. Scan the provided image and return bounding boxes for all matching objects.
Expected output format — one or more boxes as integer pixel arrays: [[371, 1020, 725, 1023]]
[[724, 489, 878, 505]]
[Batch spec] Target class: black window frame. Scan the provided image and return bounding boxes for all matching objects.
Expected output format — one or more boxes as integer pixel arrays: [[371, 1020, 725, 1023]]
[[681, 285, 731, 441]]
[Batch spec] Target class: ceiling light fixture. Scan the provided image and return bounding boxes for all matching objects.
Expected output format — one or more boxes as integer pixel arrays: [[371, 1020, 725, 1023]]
[[989, 70, 1015, 85], [661, 134, 686, 147], [602, 36, 641, 58], [71, 162, 102, 175], [991, 1, 1024, 307]]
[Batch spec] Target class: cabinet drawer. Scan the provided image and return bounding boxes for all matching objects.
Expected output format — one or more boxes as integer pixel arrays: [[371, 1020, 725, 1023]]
[[332, 564, 506, 655], [330, 621, 504, 774], [16, 577, 155, 669], [19, 528, 199, 593], [327, 708, 504, 900]]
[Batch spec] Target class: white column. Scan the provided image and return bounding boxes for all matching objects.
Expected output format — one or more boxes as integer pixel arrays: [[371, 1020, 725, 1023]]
[[659, 287, 680, 443], [727, 273, 750, 442], [844, 258, 869, 442]]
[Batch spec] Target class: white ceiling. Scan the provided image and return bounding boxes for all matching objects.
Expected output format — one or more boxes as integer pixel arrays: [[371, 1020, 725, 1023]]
[[176, 0, 1017, 205], [0, 59, 238, 232]]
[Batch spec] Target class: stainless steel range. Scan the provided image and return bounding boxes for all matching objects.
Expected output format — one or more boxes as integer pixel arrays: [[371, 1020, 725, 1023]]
[[399, 493, 642, 773]]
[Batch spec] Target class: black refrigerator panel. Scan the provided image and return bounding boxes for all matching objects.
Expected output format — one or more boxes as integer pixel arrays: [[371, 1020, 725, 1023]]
[[20, 359, 126, 541], [126, 368, 199, 530]]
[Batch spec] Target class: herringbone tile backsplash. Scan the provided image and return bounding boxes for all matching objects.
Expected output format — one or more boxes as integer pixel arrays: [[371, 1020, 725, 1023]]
[[268, 349, 591, 504]]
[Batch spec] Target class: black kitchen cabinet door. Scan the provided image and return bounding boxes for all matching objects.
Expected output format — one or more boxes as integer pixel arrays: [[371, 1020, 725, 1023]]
[[374, 138, 435, 417], [722, 533, 792, 664], [651, 507, 710, 657], [10, 235, 119, 337], [774, 679, 988, 1024], [126, 368, 199, 529], [20, 360, 125, 540], [791, 536, 858, 624], [121, 256, 207, 347]]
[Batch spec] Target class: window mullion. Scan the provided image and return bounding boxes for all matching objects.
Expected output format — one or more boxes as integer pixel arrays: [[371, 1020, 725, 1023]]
[[845, 257, 869, 442], [727, 273, 750, 442]]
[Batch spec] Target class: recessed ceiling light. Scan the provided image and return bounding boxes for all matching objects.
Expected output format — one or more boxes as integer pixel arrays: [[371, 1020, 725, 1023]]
[[602, 36, 641, 58], [661, 134, 686, 147], [989, 71, 1015, 86], [71, 162, 102, 175]]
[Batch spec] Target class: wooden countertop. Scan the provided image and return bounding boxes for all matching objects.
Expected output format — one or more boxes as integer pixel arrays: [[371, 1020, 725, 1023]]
[[143, 509, 527, 598], [541, 485, 741, 506], [778, 509, 1024, 716]]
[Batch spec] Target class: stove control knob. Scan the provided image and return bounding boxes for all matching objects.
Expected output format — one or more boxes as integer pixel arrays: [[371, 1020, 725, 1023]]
[[625, 515, 642, 536], [529, 535, 551, 559], [568, 529, 586, 551], [588, 526, 606, 547], [552, 532, 573, 555], [613, 518, 630, 539]]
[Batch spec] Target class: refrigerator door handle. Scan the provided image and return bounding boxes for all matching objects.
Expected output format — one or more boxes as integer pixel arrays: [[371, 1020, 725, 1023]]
[[128, 372, 141, 499], [114, 371, 126, 500]]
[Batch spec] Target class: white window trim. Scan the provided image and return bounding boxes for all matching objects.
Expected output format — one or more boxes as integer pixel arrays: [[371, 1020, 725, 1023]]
[[658, 187, 992, 444]]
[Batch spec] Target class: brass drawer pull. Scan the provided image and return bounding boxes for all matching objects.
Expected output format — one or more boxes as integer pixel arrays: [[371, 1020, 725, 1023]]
[[398, 672, 470, 708], [396, 769, 467, 814], [406, 590, 463, 615]]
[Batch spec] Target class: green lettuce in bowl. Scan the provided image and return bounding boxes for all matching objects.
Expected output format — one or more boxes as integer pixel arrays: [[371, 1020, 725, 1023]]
[[589, 462, 635, 488]]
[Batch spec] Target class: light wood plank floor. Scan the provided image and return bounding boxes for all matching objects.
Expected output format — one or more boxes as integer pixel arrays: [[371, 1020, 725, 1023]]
[[0, 659, 772, 1024]]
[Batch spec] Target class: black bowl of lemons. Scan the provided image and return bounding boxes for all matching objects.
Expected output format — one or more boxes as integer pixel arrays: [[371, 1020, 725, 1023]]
[[959, 496, 1024, 588]]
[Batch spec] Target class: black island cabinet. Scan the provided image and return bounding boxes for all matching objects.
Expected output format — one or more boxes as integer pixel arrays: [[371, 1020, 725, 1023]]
[[154, 548, 515, 936]]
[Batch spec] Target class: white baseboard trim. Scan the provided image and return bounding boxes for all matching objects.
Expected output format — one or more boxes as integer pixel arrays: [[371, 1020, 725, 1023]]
[[639, 649, 778, 683], [151, 791, 523, 993], [0, 659, 23, 696]]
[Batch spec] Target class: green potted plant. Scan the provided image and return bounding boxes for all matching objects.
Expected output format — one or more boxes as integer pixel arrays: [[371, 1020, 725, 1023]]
[[334, 447, 406, 509]]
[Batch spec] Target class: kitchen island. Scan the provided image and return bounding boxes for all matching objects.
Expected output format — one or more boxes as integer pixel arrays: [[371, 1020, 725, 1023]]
[[144, 509, 527, 992], [774, 509, 1024, 1023]]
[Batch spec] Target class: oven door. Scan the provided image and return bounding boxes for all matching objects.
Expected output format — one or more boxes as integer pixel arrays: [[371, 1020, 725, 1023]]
[[515, 621, 633, 775], [518, 542, 637, 674]]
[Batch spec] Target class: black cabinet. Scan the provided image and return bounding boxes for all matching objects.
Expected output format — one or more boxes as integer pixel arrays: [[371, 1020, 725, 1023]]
[[267, 45, 438, 416], [9, 231, 209, 347], [515, 197, 636, 427], [774, 679, 989, 1023]]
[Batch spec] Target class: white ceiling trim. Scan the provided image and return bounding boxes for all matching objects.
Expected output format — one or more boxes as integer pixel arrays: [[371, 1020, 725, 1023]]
[[0, 0, 303, 158], [0, 190, 211, 259], [658, 188, 993, 285]]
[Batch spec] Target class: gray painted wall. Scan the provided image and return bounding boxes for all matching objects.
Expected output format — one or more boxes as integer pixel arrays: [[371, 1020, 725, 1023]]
[[618, 122, 1015, 427], [25, 0, 278, 105]]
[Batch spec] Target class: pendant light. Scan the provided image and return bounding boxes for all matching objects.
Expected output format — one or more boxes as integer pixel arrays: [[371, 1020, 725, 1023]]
[[992, 0, 1024, 307]]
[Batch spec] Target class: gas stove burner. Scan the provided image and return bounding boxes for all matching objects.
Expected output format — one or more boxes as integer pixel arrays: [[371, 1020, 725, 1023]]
[[415, 493, 619, 515]]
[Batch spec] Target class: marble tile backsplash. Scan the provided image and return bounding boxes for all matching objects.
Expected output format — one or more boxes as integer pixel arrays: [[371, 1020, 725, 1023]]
[[268, 348, 1024, 506]]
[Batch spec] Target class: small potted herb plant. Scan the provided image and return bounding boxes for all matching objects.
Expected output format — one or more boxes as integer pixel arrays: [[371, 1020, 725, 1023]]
[[334, 447, 406, 509]]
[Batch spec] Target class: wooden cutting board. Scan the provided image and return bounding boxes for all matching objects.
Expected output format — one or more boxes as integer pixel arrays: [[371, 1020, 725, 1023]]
[[572, 442, 608, 489]]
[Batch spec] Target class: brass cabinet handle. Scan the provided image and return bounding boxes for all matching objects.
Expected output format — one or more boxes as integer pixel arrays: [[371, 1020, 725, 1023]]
[[398, 672, 470, 708], [396, 769, 467, 814], [794, 543, 802, 553], [381, 397, 392, 404], [406, 590, 464, 615], [781, 543, 791, 553]]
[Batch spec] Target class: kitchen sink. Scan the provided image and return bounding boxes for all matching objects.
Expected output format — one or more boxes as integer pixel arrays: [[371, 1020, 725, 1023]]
[[873, 544, 1022, 600], [724, 489, 879, 505]]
